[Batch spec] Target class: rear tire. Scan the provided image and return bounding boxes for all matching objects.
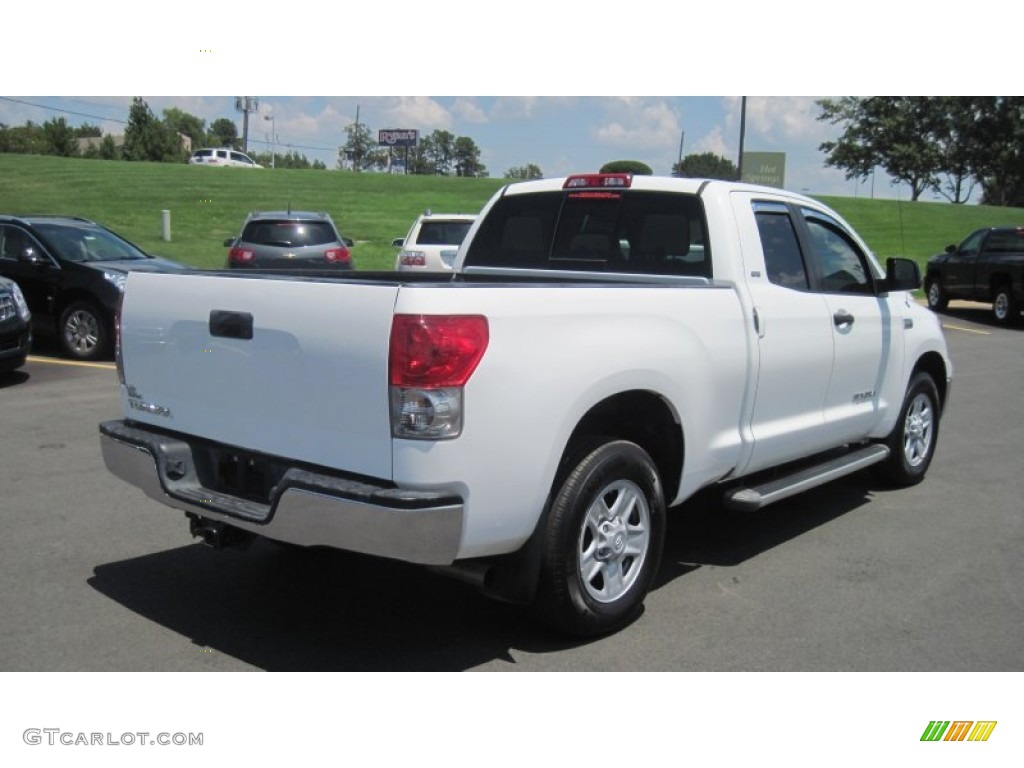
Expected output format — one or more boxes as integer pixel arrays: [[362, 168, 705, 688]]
[[533, 440, 665, 637], [877, 372, 941, 488]]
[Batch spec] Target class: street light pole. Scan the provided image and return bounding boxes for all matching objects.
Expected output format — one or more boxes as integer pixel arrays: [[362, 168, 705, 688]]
[[264, 114, 275, 169]]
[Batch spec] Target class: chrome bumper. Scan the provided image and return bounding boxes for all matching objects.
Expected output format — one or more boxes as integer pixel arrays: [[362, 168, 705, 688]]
[[99, 421, 464, 565]]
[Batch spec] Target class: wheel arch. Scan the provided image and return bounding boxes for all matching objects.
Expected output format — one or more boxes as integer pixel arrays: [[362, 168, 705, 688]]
[[556, 390, 684, 504], [911, 351, 949, 413]]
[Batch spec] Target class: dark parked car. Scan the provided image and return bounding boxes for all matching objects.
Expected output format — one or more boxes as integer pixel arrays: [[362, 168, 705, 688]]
[[224, 210, 354, 270], [0, 276, 32, 372], [925, 226, 1024, 325], [0, 215, 187, 361]]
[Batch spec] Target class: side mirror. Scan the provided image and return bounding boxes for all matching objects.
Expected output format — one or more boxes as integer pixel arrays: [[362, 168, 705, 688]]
[[882, 257, 921, 293], [223, 238, 235, 247], [18, 247, 45, 265], [945, 243, 957, 254], [342, 238, 354, 248], [392, 238, 404, 247]]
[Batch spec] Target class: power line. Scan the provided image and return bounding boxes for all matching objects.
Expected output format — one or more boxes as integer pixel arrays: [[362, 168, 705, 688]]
[[0, 96, 127, 125]]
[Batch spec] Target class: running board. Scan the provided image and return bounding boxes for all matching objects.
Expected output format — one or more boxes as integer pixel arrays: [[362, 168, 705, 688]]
[[723, 444, 890, 512]]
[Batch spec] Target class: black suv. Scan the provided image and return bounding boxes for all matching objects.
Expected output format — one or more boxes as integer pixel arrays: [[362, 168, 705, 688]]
[[0, 216, 187, 360], [925, 226, 1024, 325]]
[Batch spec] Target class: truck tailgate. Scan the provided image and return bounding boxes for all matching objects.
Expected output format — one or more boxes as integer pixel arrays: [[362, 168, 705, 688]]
[[118, 271, 398, 480]]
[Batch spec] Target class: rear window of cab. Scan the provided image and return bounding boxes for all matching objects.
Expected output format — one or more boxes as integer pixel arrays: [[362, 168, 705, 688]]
[[463, 190, 710, 277]]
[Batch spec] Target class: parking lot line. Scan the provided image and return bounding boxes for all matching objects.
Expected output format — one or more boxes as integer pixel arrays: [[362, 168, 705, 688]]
[[941, 324, 992, 336], [26, 355, 116, 371]]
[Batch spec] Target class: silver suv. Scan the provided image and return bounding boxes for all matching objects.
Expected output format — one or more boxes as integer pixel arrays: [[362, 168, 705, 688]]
[[224, 210, 354, 270], [393, 211, 476, 271]]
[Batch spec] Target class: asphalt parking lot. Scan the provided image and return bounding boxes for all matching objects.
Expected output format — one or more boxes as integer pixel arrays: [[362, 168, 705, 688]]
[[0, 306, 1021, 672]]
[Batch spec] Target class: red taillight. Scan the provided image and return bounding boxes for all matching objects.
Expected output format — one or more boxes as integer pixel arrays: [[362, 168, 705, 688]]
[[228, 247, 254, 263], [115, 292, 124, 384], [389, 315, 489, 387], [564, 173, 632, 189], [324, 246, 351, 264]]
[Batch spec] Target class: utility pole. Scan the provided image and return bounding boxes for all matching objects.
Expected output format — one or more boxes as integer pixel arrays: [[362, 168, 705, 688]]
[[353, 104, 361, 172], [235, 97, 259, 152], [676, 130, 685, 175], [737, 96, 747, 182]]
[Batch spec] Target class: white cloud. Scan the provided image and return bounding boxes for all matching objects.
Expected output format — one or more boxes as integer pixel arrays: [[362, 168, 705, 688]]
[[385, 97, 452, 130], [452, 98, 488, 124], [592, 98, 681, 151]]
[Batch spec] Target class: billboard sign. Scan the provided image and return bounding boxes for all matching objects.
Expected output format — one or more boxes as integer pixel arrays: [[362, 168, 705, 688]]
[[742, 152, 786, 188], [378, 129, 419, 148]]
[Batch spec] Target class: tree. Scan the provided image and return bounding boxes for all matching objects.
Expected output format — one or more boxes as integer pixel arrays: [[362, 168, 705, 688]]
[[970, 97, 1024, 207], [338, 120, 385, 171], [208, 118, 239, 149], [672, 152, 738, 180], [505, 164, 544, 180], [817, 97, 940, 201], [600, 160, 653, 175], [42, 117, 78, 157], [424, 129, 456, 175], [73, 123, 102, 139], [453, 136, 486, 177], [0, 121, 46, 154], [122, 97, 183, 162], [163, 107, 207, 147]]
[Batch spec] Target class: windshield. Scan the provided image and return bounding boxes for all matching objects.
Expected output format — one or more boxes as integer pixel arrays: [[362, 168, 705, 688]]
[[36, 223, 148, 262]]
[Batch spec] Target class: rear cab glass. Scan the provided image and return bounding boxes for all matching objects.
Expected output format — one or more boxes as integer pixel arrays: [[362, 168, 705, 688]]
[[463, 189, 711, 277]]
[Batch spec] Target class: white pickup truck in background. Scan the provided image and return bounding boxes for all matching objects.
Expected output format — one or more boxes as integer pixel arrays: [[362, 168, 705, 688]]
[[100, 174, 952, 636]]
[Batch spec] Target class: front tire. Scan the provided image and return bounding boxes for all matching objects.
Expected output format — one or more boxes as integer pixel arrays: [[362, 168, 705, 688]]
[[59, 300, 109, 361], [992, 284, 1020, 326], [877, 372, 941, 487], [925, 276, 947, 311], [533, 440, 666, 637]]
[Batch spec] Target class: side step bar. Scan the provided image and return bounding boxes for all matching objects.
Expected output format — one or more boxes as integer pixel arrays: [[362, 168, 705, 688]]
[[723, 444, 890, 512]]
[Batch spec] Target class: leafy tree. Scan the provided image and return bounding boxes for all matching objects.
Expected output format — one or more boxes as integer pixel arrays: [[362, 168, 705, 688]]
[[163, 107, 207, 147], [338, 121, 385, 171], [453, 136, 486, 177], [926, 97, 979, 204], [424, 129, 456, 175], [505, 164, 544, 180], [42, 117, 78, 157], [0, 121, 46, 154], [600, 160, 653, 175], [817, 97, 940, 201], [122, 97, 184, 162], [208, 118, 239, 148], [98, 134, 120, 160], [672, 152, 738, 180], [73, 123, 103, 139], [970, 96, 1024, 207]]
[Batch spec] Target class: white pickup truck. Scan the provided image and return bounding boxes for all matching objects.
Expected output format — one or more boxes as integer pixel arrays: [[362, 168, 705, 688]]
[[100, 173, 951, 636]]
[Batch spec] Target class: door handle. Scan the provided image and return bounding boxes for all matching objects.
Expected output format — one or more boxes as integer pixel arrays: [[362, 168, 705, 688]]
[[833, 310, 855, 329]]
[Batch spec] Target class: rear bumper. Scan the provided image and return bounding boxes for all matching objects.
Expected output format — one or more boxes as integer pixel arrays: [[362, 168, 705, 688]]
[[99, 420, 464, 565]]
